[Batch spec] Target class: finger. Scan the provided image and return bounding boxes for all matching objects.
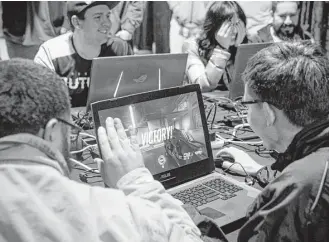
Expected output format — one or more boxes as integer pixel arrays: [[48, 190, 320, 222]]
[[94, 158, 104, 173], [97, 126, 113, 160], [224, 25, 233, 38], [114, 118, 128, 140], [95, 158, 109, 185], [128, 126, 140, 151], [219, 21, 230, 35], [106, 117, 123, 151]]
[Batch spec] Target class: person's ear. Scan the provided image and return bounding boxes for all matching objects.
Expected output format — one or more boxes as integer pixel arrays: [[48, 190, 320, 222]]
[[71, 15, 81, 30], [263, 102, 276, 127], [43, 118, 60, 142]]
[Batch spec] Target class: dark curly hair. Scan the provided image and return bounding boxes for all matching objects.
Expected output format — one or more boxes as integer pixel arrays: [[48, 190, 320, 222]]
[[243, 41, 329, 127], [0, 58, 71, 138], [198, 1, 247, 61]]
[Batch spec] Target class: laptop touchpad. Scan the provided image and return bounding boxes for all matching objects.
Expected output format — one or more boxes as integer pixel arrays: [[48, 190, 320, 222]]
[[200, 207, 225, 219]]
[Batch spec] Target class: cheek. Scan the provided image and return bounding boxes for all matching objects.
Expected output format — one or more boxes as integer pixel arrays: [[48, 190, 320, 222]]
[[273, 16, 283, 27], [291, 16, 298, 25], [247, 108, 265, 135]]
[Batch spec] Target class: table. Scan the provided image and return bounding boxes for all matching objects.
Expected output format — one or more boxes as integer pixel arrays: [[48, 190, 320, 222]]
[[69, 91, 274, 240]]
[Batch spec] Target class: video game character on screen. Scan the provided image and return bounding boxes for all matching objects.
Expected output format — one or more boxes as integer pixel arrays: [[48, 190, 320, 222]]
[[98, 92, 208, 175]]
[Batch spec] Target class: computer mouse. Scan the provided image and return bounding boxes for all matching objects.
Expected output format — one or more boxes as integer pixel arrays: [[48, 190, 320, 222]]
[[214, 151, 235, 168]]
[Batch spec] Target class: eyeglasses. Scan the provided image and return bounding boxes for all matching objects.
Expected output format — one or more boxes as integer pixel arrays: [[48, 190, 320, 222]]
[[239, 100, 264, 106], [57, 117, 83, 142]]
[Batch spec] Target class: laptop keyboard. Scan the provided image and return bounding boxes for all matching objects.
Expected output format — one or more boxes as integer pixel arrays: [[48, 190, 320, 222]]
[[172, 178, 243, 207]]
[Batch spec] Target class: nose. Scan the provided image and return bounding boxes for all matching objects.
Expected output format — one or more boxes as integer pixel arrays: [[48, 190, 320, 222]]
[[284, 15, 292, 25], [102, 17, 111, 28]]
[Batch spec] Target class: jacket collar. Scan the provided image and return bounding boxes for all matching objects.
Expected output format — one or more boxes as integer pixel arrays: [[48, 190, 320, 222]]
[[0, 133, 70, 176], [271, 119, 329, 172]]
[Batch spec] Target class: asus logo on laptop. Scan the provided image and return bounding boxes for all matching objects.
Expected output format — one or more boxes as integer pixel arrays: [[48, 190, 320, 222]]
[[160, 172, 171, 180], [133, 74, 148, 83]]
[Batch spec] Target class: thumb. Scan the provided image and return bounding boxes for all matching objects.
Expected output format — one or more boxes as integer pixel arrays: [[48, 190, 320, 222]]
[[94, 158, 105, 176]]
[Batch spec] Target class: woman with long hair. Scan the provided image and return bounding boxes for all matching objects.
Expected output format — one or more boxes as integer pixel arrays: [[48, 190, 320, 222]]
[[183, 1, 247, 91]]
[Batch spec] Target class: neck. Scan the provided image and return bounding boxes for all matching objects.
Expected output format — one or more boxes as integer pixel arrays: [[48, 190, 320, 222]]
[[73, 31, 102, 60], [274, 124, 303, 153]]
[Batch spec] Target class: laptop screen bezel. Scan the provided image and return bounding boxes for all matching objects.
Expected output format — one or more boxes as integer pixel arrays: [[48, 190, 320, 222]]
[[91, 84, 215, 189]]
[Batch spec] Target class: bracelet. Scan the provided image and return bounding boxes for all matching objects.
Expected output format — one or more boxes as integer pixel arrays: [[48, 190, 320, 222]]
[[255, 166, 270, 187]]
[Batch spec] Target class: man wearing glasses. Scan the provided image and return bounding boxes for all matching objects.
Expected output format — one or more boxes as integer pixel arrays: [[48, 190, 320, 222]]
[[0, 58, 209, 241], [212, 41, 329, 240]]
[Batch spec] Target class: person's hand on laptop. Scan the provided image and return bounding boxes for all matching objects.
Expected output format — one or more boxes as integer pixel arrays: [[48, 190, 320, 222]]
[[216, 147, 264, 176], [96, 117, 144, 187]]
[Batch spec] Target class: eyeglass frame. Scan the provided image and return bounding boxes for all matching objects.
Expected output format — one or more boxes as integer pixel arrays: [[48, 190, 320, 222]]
[[56, 117, 84, 143], [239, 100, 264, 106], [56, 117, 83, 132]]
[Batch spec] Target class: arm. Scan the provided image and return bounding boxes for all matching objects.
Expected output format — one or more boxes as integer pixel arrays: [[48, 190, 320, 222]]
[[34, 45, 56, 71], [120, 1, 146, 35], [118, 168, 203, 241], [183, 39, 230, 91], [95, 118, 203, 241]]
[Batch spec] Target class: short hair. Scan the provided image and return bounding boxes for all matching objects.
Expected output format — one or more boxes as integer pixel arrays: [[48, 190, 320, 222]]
[[242, 41, 329, 127], [0, 58, 71, 138], [67, 8, 86, 31], [272, 1, 300, 13]]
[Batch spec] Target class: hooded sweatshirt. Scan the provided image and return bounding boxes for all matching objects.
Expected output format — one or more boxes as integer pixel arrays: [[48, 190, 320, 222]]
[[0, 133, 202, 242]]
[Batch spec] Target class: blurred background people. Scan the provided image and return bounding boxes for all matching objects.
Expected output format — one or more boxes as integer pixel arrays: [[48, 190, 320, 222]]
[[249, 1, 313, 43], [183, 1, 247, 92], [109, 1, 146, 44], [238, 1, 272, 38], [133, 1, 172, 54], [168, 1, 212, 53], [0, 1, 67, 60]]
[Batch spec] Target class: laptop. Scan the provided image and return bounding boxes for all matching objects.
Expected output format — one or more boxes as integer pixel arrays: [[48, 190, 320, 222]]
[[229, 42, 272, 100], [91, 84, 260, 233], [86, 53, 188, 110]]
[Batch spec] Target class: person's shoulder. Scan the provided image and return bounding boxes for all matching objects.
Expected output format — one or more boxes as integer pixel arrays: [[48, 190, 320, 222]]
[[39, 32, 75, 60], [106, 37, 132, 56], [285, 148, 329, 184]]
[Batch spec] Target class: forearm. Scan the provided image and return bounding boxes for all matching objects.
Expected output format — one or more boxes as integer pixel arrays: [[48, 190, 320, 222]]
[[117, 168, 201, 238], [121, 1, 146, 34]]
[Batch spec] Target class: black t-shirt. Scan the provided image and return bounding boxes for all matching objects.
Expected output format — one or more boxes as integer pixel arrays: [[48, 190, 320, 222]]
[[34, 32, 133, 107]]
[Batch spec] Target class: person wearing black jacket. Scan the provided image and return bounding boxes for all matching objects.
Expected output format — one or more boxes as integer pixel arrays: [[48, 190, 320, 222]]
[[190, 41, 329, 241]]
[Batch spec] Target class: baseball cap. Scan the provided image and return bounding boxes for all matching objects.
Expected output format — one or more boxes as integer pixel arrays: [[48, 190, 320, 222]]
[[67, 1, 120, 15]]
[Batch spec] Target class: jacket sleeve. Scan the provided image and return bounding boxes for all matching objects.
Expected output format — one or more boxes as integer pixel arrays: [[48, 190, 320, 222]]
[[120, 1, 146, 34], [117, 168, 203, 242], [238, 172, 311, 242], [34, 44, 56, 71], [183, 39, 230, 91]]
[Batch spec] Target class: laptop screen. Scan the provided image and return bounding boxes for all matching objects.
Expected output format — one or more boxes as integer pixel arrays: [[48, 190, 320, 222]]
[[97, 91, 209, 176]]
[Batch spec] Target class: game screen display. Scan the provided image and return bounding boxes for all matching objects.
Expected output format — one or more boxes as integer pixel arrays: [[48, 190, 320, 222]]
[[98, 92, 208, 175]]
